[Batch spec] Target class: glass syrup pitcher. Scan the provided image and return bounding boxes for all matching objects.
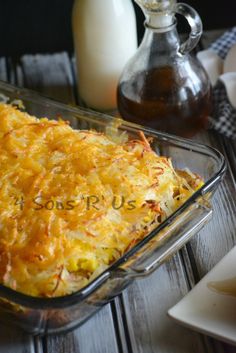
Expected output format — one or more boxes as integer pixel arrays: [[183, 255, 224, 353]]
[[117, 0, 212, 137]]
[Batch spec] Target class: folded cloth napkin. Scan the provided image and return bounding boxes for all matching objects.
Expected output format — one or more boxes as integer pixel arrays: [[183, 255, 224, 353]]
[[197, 27, 236, 139]]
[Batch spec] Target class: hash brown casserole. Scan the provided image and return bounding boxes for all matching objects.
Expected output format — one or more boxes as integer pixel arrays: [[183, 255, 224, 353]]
[[0, 103, 203, 297]]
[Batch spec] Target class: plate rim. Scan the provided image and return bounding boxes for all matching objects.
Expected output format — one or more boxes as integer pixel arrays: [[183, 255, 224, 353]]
[[167, 245, 236, 346]]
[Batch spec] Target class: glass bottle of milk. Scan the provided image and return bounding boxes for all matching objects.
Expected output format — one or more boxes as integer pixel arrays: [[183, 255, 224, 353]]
[[72, 0, 138, 112]]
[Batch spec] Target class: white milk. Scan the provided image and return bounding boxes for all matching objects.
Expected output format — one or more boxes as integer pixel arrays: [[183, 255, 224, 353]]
[[72, 0, 137, 111]]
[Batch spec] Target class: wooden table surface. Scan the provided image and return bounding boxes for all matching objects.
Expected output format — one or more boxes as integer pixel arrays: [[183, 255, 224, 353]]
[[1, 29, 236, 353]]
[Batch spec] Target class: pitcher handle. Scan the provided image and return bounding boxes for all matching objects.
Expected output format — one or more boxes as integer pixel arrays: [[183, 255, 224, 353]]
[[175, 3, 203, 55]]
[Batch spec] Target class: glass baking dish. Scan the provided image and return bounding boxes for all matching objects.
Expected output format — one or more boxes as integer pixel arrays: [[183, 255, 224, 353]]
[[0, 81, 226, 335]]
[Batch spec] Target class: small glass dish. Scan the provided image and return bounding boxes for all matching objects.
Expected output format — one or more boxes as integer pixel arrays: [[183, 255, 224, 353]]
[[0, 81, 226, 335]]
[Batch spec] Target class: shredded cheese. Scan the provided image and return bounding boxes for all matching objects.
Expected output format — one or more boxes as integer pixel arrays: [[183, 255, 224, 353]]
[[0, 103, 203, 297]]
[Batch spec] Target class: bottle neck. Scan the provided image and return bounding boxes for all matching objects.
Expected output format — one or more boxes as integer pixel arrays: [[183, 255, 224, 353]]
[[146, 12, 175, 28], [140, 20, 180, 53]]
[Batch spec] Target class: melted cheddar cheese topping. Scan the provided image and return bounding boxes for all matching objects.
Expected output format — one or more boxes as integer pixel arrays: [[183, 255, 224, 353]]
[[0, 103, 203, 297]]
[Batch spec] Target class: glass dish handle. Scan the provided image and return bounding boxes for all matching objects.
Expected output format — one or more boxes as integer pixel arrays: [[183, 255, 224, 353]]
[[175, 2, 203, 55], [114, 200, 212, 279]]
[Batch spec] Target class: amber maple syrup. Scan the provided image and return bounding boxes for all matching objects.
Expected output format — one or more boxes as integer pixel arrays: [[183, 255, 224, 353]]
[[117, 66, 212, 138]]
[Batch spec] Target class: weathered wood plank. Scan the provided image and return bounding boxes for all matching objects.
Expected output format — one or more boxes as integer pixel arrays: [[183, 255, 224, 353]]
[[46, 307, 120, 353], [187, 136, 236, 274], [187, 29, 236, 351], [144, 127, 236, 353], [222, 139, 236, 180], [186, 181, 236, 276], [0, 57, 7, 81], [20, 52, 75, 104], [182, 133, 236, 353], [192, 32, 236, 276], [17, 52, 120, 353], [120, 254, 213, 353], [0, 326, 35, 353]]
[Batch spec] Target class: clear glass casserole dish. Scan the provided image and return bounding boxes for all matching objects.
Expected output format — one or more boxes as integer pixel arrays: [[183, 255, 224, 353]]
[[0, 81, 226, 335]]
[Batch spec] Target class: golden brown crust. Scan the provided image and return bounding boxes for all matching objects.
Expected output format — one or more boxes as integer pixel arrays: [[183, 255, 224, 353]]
[[0, 103, 202, 297]]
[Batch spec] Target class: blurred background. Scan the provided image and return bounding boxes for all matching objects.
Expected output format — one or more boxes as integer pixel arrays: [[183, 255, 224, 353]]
[[0, 0, 235, 56]]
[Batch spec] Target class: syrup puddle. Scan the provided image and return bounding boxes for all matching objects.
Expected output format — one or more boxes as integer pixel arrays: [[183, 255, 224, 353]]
[[208, 277, 236, 298]]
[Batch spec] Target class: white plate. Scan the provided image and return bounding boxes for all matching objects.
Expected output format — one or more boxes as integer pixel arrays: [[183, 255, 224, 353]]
[[168, 246, 236, 346]]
